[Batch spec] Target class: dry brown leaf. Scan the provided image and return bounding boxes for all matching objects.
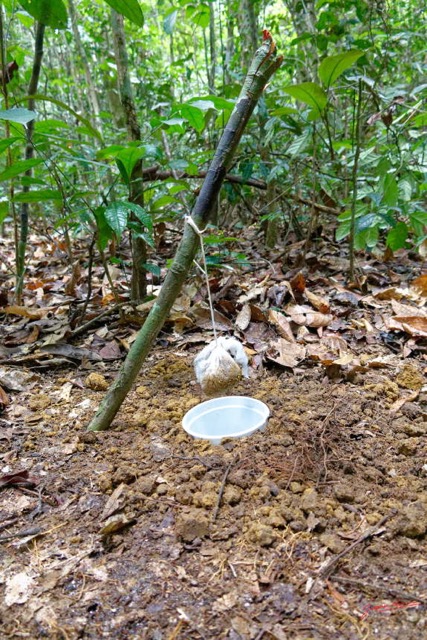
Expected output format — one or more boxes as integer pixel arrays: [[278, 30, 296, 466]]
[[389, 316, 427, 337], [192, 307, 233, 331], [391, 299, 426, 318], [287, 305, 333, 328], [100, 514, 132, 536], [0, 385, 10, 407], [3, 305, 50, 320], [332, 352, 354, 366], [290, 272, 306, 294], [249, 304, 267, 322], [267, 339, 306, 368], [268, 309, 295, 342], [101, 483, 127, 520], [389, 390, 419, 414], [373, 287, 404, 301], [411, 274, 427, 297], [305, 290, 330, 313], [238, 285, 265, 304], [235, 304, 251, 331], [322, 335, 349, 352], [168, 313, 193, 333]]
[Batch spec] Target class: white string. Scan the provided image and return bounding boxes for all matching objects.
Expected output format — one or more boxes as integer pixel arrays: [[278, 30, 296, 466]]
[[185, 216, 218, 343]]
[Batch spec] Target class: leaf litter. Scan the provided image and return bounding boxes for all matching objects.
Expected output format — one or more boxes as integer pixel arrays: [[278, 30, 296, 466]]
[[0, 226, 426, 639]]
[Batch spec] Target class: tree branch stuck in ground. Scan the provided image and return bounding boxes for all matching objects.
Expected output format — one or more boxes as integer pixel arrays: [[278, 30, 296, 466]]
[[87, 31, 282, 432]]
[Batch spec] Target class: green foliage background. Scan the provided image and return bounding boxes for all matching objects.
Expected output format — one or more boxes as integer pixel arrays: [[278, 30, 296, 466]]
[[0, 0, 426, 271]]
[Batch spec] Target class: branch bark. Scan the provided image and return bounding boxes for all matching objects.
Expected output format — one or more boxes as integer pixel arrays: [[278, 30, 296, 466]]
[[87, 32, 282, 432]]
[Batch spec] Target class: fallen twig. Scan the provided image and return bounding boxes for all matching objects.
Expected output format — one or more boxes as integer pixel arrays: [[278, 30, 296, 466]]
[[318, 511, 396, 580], [307, 510, 397, 599], [212, 460, 234, 522], [332, 575, 427, 606]]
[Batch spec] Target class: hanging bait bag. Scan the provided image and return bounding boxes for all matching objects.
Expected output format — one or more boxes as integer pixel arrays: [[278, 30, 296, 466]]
[[194, 336, 249, 395]]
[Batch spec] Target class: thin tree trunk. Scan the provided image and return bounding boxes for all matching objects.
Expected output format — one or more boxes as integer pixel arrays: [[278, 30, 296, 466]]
[[208, 0, 217, 93], [284, 0, 318, 82], [68, 0, 103, 133], [111, 10, 147, 302], [15, 22, 45, 303], [236, 0, 258, 70], [88, 33, 283, 432]]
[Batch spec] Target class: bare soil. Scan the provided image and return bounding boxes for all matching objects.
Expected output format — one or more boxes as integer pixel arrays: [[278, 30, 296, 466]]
[[1, 347, 427, 639]]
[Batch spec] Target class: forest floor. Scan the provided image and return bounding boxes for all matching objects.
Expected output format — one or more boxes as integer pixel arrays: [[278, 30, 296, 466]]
[[0, 225, 427, 639]]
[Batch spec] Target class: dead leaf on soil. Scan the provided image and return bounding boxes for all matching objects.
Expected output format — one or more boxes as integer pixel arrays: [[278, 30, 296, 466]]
[[268, 309, 295, 342], [0, 470, 38, 489], [390, 300, 426, 318], [267, 339, 306, 368], [411, 274, 427, 296], [3, 305, 51, 320], [100, 514, 134, 536], [305, 289, 330, 313], [388, 316, 427, 337], [373, 287, 405, 301], [191, 307, 233, 331], [389, 390, 420, 414], [290, 272, 306, 295], [287, 305, 333, 328], [101, 483, 127, 520], [235, 304, 251, 331], [0, 385, 9, 408]]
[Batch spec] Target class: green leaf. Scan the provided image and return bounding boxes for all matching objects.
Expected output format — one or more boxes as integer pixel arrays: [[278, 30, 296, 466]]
[[283, 83, 327, 116], [115, 159, 129, 185], [104, 201, 152, 239], [0, 201, 9, 224], [18, 0, 67, 28], [115, 147, 146, 182], [0, 108, 37, 124], [179, 105, 205, 132], [287, 132, 310, 156], [96, 145, 127, 160], [0, 158, 43, 181], [103, 0, 144, 26], [15, 94, 102, 141], [318, 50, 364, 88], [336, 219, 351, 241], [381, 174, 398, 207], [0, 137, 20, 153], [132, 205, 153, 231], [12, 189, 62, 203], [143, 263, 161, 277], [354, 226, 378, 250], [186, 3, 210, 28], [355, 213, 378, 233], [163, 8, 178, 34], [410, 210, 427, 234], [189, 95, 235, 111], [386, 222, 408, 250], [104, 202, 130, 238], [413, 112, 427, 128], [94, 207, 113, 252]]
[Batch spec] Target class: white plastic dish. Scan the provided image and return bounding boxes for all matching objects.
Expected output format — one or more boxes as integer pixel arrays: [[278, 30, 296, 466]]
[[182, 396, 270, 446]]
